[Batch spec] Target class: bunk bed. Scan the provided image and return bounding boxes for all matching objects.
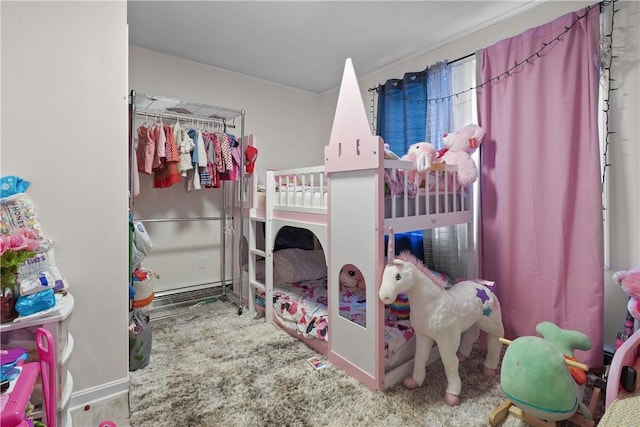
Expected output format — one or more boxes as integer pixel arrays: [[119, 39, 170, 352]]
[[236, 58, 475, 391]]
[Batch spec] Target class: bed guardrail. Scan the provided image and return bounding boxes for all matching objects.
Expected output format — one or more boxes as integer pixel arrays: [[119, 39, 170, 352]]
[[267, 166, 328, 215], [261, 161, 472, 226], [383, 160, 473, 230]]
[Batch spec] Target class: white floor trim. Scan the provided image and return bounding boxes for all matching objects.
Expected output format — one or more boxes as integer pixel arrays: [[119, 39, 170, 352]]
[[69, 377, 130, 426], [69, 376, 129, 408]]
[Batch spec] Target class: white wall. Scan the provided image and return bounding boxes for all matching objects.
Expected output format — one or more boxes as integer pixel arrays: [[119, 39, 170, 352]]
[[1, 0, 129, 405], [320, 0, 639, 352], [129, 47, 325, 292], [130, 46, 326, 173]]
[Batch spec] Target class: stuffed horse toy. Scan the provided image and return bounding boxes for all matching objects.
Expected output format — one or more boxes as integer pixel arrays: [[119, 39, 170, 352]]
[[378, 228, 505, 406]]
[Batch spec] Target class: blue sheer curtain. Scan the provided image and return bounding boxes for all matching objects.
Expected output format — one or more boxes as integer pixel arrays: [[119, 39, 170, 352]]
[[377, 61, 463, 278], [422, 62, 461, 279], [425, 62, 453, 149], [377, 61, 452, 155], [377, 71, 427, 156]]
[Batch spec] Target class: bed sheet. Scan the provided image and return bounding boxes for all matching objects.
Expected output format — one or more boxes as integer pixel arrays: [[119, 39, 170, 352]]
[[273, 278, 329, 341], [337, 287, 367, 326], [384, 309, 415, 369], [264, 279, 415, 367]]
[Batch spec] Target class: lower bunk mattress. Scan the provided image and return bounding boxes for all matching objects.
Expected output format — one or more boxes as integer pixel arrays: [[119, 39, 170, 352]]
[[257, 278, 415, 369]]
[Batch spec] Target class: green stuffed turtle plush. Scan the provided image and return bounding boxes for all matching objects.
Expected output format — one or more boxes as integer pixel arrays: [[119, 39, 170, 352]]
[[500, 321, 592, 421]]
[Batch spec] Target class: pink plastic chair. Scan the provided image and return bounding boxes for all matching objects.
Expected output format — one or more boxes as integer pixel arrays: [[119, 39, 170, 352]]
[[605, 328, 640, 410], [35, 328, 56, 427]]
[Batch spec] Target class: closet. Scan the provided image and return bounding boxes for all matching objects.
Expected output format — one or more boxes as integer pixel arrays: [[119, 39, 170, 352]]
[[128, 91, 246, 315]]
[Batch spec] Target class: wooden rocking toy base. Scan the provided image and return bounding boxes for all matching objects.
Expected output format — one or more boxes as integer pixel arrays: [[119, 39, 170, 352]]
[[488, 399, 595, 427]]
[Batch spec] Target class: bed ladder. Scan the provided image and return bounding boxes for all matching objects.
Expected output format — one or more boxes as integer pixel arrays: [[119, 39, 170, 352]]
[[247, 216, 266, 316]]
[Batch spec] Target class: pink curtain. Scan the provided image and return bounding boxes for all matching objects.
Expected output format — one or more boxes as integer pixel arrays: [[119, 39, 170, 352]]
[[477, 6, 603, 367]]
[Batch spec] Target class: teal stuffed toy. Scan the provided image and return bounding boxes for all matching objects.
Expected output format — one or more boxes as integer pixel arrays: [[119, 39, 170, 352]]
[[500, 321, 592, 421]]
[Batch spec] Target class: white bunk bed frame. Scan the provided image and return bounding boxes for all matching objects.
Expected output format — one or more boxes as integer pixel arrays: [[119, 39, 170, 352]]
[[238, 59, 474, 391]]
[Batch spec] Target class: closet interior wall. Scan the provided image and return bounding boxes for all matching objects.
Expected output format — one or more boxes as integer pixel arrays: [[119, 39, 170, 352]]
[[129, 91, 245, 314]]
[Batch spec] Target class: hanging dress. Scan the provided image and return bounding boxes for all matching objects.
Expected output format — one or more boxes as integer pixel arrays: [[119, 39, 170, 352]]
[[185, 128, 201, 192], [174, 121, 195, 177], [152, 125, 181, 188], [152, 123, 166, 170], [136, 125, 155, 175]]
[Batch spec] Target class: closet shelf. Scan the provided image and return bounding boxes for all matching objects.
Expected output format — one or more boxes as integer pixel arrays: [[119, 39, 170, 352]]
[[132, 91, 244, 124]]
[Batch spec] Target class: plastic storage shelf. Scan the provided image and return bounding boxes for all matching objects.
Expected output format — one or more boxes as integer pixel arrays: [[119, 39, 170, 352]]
[[1, 293, 74, 426]]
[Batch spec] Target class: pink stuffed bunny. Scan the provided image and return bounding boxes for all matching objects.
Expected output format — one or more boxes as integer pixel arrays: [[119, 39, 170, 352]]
[[438, 123, 486, 187], [401, 142, 437, 187], [339, 264, 365, 289], [613, 268, 640, 320]]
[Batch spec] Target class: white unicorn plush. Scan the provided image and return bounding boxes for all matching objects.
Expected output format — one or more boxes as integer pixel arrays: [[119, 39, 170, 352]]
[[379, 228, 505, 406]]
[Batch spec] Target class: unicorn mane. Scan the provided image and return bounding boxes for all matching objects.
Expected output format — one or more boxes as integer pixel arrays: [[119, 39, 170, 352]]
[[396, 251, 447, 289]]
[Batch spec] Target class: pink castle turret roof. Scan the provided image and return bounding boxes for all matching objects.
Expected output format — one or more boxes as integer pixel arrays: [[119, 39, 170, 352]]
[[324, 58, 383, 173]]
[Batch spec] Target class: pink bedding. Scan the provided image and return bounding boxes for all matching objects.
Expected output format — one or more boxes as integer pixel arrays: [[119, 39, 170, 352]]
[[273, 278, 329, 341], [268, 279, 415, 364]]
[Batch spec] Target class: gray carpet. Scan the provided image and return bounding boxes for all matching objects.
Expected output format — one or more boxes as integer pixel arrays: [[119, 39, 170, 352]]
[[129, 302, 601, 427]]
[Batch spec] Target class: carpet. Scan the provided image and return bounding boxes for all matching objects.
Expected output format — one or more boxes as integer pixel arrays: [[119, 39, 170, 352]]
[[129, 301, 602, 427]]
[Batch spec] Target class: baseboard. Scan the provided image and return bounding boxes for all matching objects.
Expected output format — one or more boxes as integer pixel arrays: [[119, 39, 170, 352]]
[[69, 376, 129, 410]]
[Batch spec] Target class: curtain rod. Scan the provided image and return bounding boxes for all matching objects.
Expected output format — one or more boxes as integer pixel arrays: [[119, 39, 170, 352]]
[[449, 52, 475, 64], [368, 51, 476, 92]]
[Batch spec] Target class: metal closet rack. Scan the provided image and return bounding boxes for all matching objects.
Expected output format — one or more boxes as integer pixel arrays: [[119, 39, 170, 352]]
[[129, 90, 246, 314]]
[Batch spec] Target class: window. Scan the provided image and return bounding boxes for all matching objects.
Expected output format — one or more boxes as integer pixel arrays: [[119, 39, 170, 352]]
[[376, 56, 479, 279]]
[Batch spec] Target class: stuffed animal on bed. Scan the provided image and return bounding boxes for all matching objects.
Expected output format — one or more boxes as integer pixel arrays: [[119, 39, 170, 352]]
[[436, 123, 485, 187], [383, 143, 400, 160], [612, 268, 640, 320], [339, 264, 365, 290], [401, 142, 437, 187]]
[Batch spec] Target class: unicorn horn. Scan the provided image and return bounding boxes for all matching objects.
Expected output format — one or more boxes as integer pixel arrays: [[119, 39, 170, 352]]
[[388, 227, 395, 261]]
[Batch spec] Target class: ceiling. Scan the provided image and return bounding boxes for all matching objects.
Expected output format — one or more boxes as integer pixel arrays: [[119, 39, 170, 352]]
[[128, 1, 541, 94]]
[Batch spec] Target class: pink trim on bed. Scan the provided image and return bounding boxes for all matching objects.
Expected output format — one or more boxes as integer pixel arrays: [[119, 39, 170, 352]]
[[329, 351, 382, 391]]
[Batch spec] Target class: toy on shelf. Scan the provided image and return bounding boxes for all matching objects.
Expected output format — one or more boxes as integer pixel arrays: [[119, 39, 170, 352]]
[[378, 228, 504, 406], [489, 321, 594, 427]]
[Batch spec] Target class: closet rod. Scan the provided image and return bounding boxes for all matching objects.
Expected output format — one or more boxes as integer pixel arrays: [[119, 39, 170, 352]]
[[135, 217, 224, 223], [133, 110, 235, 129]]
